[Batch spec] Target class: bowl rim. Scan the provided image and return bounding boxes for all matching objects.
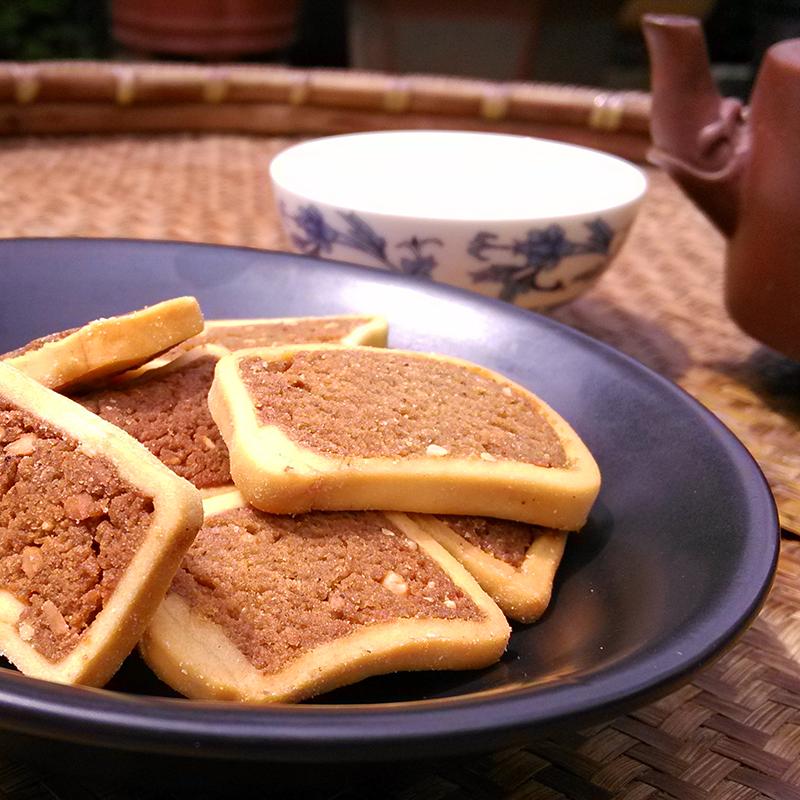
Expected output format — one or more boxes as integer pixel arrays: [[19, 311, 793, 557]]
[[269, 130, 649, 225]]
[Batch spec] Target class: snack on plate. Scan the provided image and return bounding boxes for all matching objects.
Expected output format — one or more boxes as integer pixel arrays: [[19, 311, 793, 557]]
[[186, 314, 388, 351], [0, 362, 203, 686], [209, 345, 600, 528], [75, 345, 231, 492], [140, 491, 510, 703], [1, 297, 204, 391], [150, 314, 389, 369], [408, 515, 567, 623]]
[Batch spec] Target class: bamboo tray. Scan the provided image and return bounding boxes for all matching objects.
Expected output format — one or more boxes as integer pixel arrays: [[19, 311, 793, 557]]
[[0, 61, 650, 161]]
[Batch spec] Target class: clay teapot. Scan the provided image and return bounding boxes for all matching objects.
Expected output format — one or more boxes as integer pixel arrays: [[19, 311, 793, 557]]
[[643, 14, 800, 361]]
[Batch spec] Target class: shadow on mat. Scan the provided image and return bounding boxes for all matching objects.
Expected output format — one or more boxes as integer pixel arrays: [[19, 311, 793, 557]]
[[707, 346, 800, 426], [549, 295, 692, 382]]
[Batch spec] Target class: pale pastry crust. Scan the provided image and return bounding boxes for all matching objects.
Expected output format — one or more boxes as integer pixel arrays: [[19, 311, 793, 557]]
[[0, 362, 203, 687], [129, 314, 389, 376], [408, 515, 567, 623], [198, 315, 388, 349], [139, 492, 510, 703], [3, 297, 204, 391], [209, 345, 601, 529], [107, 342, 229, 384], [198, 484, 236, 499]]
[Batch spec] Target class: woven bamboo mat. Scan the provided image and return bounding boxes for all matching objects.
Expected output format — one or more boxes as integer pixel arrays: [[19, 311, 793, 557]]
[[0, 132, 796, 532], [0, 133, 798, 799]]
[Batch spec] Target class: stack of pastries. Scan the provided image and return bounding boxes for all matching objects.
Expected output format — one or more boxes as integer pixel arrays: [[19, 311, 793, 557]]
[[0, 298, 599, 701]]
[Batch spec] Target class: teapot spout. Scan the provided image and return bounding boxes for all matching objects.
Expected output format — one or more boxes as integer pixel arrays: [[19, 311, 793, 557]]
[[642, 14, 748, 236]]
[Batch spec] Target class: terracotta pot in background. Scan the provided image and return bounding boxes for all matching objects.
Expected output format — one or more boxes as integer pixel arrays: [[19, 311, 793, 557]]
[[111, 0, 300, 59], [348, 0, 542, 81]]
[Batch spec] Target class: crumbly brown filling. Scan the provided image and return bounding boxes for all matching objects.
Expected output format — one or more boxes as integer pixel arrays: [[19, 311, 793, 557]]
[[1, 328, 78, 361], [76, 354, 229, 488], [239, 350, 567, 466], [172, 507, 482, 674], [0, 399, 153, 662], [172, 317, 374, 357], [435, 515, 545, 568]]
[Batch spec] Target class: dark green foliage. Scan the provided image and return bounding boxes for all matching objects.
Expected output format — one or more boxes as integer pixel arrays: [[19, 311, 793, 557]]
[[0, 0, 111, 60]]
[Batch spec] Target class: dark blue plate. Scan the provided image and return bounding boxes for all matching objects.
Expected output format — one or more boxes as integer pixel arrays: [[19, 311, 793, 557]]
[[0, 238, 778, 765]]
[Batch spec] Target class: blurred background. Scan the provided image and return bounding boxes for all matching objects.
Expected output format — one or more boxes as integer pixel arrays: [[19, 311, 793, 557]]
[[0, 0, 797, 100]]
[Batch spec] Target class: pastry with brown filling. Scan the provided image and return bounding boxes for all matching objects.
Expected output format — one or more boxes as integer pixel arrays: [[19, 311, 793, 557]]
[[0, 362, 203, 686], [183, 314, 388, 352], [209, 344, 600, 529], [75, 314, 388, 493], [75, 345, 231, 493], [1, 297, 204, 391], [143, 314, 388, 373], [140, 491, 510, 703], [408, 515, 567, 623]]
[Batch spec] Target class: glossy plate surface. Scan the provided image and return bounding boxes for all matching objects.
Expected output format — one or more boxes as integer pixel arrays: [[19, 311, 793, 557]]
[[0, 239, 779, 763]]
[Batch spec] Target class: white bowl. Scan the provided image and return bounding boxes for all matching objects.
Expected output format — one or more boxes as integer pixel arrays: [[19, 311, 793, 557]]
[[270, 131, 647, 310]]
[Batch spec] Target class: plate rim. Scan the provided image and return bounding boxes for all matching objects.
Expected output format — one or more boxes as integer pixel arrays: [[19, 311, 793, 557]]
[[0, 237, 780, 761]]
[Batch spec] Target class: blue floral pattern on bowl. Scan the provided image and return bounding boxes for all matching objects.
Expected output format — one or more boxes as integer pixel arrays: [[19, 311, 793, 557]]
[[280, 202, 442, 278], [467, 219, 615, 302], [280, 201, 617, 305]]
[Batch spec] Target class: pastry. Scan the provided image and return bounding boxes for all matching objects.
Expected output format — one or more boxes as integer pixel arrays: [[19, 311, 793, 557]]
[[0, 362, 203, 686], [140, 491, 510, 702], [144, 313, 388, 372], [409, 515, 567, 623], [208, 344, 601, 528], [75, 345, 231, 492], [184, 314, 388, 352], [1, 297, 204, 391]]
